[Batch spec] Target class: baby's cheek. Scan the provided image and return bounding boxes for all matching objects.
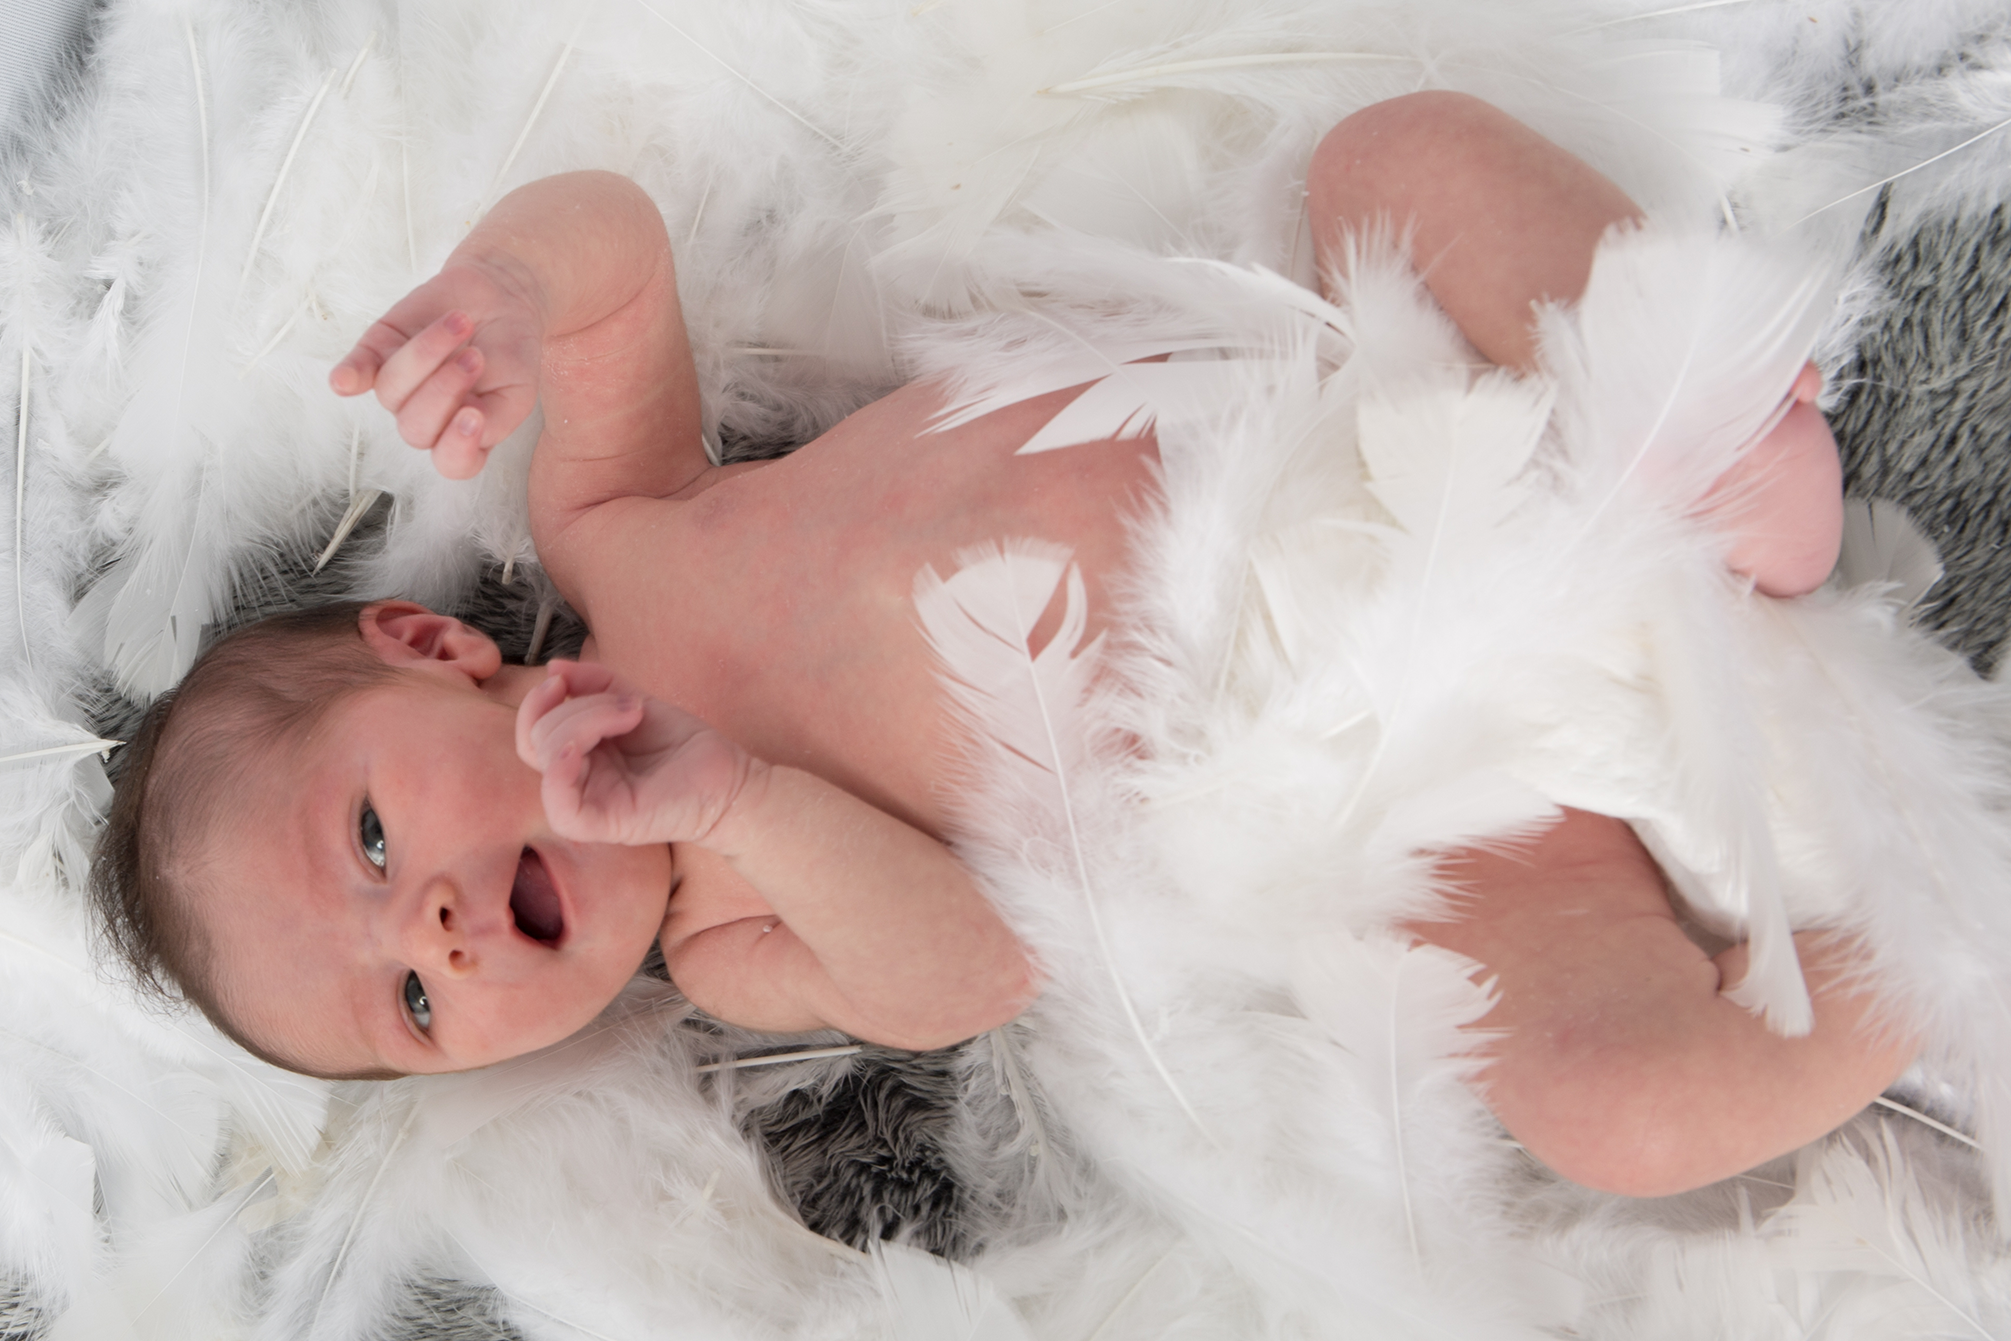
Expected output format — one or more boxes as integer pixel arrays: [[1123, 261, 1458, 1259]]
[[590, 841, 677, 949]]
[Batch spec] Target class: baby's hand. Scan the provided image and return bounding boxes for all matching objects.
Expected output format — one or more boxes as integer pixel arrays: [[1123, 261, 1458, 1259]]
[[516, 660, 755, 847], [330, 261, 545, 480]]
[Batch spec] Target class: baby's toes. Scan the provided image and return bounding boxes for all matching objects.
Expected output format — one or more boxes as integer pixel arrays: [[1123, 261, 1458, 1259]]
[[1708, 400, 1844, 598]]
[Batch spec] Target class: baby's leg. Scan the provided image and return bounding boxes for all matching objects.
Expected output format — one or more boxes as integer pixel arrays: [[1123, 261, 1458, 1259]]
[[1407, 810, 1915, 1197], [1308, 91, 1635, 372], [1307, 92, 1842, 595]]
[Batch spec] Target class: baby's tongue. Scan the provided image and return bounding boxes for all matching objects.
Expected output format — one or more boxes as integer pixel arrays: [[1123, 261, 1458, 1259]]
[[510, 850, 564, 945]]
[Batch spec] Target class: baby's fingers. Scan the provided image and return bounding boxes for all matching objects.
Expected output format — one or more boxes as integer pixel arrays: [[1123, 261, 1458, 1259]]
[[514, 662, 619, 761], [515, 671, 574, 769], [395, 344, 486, 467], [369, 309, 476, 412], [329, 343, 383, 397], [527, 691, 644, 777], [529, 695, 647, 842]]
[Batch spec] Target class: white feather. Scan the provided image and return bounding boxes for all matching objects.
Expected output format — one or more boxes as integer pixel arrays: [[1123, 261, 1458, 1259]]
[[1836, 497, 1944, 616], [876, 1240, 1034, 1341], [1289, 933, 1500, 1271], [914, 541, 1210, 1135], [913, 540, 1104, 800], [1767, 1125, 1997, 1338], [1357, 368, 1553, 576], [1538, 225, 1833, 522]]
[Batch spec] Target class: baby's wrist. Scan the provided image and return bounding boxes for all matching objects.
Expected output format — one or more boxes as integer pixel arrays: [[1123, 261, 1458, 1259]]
[[440, 251, 550, 333], [691, 754, 776, 855]]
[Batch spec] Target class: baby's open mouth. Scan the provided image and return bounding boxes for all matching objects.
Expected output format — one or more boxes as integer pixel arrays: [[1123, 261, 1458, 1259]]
[[510, 849, 565, 946]]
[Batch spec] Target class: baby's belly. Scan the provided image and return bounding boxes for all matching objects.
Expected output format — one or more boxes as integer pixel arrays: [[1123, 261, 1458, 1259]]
[[613, 379, 1160, 839]]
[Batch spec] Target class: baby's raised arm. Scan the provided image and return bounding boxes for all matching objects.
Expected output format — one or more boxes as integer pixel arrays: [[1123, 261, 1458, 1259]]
[[332, 172, 705, 598], [518, 662, 1037, 1050]]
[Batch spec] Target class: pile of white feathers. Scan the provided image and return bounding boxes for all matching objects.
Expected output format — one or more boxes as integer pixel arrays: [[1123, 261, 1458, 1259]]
[[9, 0, 2011, 1337]]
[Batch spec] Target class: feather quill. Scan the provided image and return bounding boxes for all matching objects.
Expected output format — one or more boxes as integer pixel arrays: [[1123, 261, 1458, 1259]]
[[313, 489, 382, 574], [1787, 113, 2011, 229], [484, 25, 582, 211], [1338, 367, 1554, 828], [337, 31, 376, 99], [13, 317, 27, 667], [626, 0, 841, 150], [0, 739, 119, 767], [173, 1024, 328, 1176], [91, 462, 226, 699], [1357, 369, 1552, 576], [1290, 934, 1499, 1276], [81, 18, 228, 697], [692, 1044, 862, 1074], [309, 1104, 418, 1333], [238, 63, 339, 295], [915, 541, 1211, 1137], [128, 1170, 274, 1324]]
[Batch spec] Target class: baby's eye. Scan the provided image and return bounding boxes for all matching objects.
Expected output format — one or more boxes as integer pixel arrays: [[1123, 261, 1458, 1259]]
[[359, 804, 387, 870], [403, 971, 431, 1031]]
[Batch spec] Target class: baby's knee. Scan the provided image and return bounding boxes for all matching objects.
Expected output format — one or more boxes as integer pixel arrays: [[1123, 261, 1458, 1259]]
[[1308, 91, 1506, 220]]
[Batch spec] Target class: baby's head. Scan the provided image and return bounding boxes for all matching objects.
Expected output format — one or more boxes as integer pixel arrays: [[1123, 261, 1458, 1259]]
[[92, 601, 672, 1078]]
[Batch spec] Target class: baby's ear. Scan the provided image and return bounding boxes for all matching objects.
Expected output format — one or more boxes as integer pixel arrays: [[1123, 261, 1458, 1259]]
[[359, 601, 502, 682]]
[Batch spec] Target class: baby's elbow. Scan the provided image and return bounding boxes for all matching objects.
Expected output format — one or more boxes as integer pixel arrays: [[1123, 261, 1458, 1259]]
[[1507, 1060, 1770, 1199], [865, 956, 1042, 1053], [1522, 1109, 1727, 1200]]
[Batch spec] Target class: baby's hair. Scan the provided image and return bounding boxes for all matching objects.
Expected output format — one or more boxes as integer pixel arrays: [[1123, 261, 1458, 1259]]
[[90, 601, 403, 1078]]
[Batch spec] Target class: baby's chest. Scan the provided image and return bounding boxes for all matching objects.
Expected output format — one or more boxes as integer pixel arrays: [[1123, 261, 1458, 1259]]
[[601, 382, 1161, 830]]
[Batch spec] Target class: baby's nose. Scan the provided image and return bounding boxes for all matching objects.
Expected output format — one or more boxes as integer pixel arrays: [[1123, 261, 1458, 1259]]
[[404, 880, 507, 976]]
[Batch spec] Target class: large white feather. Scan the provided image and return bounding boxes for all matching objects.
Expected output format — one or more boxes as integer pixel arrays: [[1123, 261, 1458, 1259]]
[[876, 1240, 1034, 1341], [913, 540, 1104, 797]]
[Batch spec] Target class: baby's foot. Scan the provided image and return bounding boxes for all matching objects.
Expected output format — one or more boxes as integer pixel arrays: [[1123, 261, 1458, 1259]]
[[1699, 363, 1843, 598]]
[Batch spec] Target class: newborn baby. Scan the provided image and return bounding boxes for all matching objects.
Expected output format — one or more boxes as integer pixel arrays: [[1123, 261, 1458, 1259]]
[[92, 92, 1911, 1198]]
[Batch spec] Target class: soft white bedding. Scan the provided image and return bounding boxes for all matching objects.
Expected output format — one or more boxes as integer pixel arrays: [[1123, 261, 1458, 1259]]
[[8, 2, 2011, 1338]]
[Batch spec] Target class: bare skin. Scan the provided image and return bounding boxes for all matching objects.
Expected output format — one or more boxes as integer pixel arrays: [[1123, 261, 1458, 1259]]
[[314, 93, 1909, 1191]]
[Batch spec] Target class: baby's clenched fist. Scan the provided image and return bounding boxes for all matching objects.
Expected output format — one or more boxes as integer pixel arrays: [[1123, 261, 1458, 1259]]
[[516, 659, 755, 848]]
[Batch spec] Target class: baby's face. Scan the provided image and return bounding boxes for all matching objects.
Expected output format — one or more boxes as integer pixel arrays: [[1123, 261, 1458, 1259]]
[[200, 669, 672, 1076]]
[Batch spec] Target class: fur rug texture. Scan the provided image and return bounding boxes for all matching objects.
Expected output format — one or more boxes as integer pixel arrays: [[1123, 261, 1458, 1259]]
[[6, 1, 2011, 1338]]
